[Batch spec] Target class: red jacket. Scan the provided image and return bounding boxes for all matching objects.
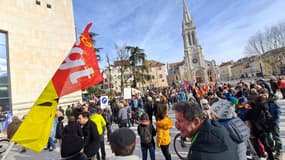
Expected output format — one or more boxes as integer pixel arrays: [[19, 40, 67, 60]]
[[278, 79, 285, 89]]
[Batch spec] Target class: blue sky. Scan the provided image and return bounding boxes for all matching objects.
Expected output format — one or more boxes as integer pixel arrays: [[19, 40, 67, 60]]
[[72, 0, 285, 67]]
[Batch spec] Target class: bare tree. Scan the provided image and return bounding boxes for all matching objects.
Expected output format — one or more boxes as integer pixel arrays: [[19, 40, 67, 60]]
[[244, 31, 266, 55], [244, 22, 285, 55], [266, 22, 285, 50], [114, 43, 132, 94]]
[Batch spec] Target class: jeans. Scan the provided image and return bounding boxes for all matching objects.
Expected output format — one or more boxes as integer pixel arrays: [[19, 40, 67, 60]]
[[160, 144, 171, 160], [47, 137, 56, 150], [272, 124, 282, 152], [281, 89, 285, 99], [259, 132, 274, 160], [96, 135, 106, 160], [141, 145, 155, 160], [0, 121, 5, 133], [106, 124, 112, 141]]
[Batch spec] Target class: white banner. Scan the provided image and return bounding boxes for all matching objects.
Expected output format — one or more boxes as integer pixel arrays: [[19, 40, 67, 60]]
[[124, 88, 132, 99]]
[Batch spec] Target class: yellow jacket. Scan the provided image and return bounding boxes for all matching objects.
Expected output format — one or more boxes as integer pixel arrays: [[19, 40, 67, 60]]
[[90, 113, 106, 135], [156, 116, 173, 147]]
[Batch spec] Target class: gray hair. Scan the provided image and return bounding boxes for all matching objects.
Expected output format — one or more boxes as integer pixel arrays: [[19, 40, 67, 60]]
[[173, 102, 205, 121]]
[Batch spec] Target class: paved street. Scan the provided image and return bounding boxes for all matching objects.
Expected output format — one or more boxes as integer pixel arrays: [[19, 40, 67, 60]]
[[1, 96, 285, 160]]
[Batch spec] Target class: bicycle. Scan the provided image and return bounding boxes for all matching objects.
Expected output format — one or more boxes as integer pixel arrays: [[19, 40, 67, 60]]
[[0, 137, 9, 154], [173, 133, 191, 160]]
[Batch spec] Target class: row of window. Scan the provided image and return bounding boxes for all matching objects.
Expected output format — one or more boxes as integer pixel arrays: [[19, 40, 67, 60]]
[[0, 31, 11, 111], [36, 0, 52, 9]]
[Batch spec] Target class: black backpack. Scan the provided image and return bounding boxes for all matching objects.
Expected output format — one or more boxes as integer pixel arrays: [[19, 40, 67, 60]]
[[139, 125, 152, 144], [256, 105, 274, 132]]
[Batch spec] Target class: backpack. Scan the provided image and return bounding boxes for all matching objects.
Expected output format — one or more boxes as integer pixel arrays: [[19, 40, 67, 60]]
[[139, 125, 152, 144], [256, 104, 274, 132], [225, 117, 250, 143]]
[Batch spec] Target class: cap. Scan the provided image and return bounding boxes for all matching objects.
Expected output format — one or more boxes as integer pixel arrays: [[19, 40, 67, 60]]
[[110, 128, 136, 148]]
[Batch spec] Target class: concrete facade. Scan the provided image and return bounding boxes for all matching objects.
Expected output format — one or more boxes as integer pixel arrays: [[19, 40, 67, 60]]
[[261, 47, 285, 75], [143, 60, 168, 88], [0, 0, 81, 114], [219, 61, 234, 82], [102, 61, 133, 94]]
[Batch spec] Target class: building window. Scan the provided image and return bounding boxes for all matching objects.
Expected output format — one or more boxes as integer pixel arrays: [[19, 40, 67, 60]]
[[192, 32, 196, 45], [159, 74, 163, 78], [36, 0, 41, 5], [281, 66, 285, 74], [0, 32, 11, 111], [158, 66, 162, 70], [152, 75, 155, 79], [188, 32, 192, 46], [47, 3, 52, 9], [162, 80, 165, 82]]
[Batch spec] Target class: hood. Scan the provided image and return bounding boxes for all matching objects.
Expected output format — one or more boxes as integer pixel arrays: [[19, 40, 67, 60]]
[[191, 120, 229, 153]]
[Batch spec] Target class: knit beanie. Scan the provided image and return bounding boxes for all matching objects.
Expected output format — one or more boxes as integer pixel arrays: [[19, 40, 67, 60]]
[[211, 99, 235, 119]]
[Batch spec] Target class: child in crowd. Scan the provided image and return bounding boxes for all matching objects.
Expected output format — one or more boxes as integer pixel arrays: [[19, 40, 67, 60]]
[[137, 113, 156, 160]]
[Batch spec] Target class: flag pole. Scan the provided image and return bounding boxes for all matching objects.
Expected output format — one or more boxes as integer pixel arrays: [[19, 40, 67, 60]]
[[1, 142, 15, 160]]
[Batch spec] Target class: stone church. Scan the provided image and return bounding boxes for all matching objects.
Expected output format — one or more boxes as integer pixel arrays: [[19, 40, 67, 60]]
[[168, 0, 218, 85]]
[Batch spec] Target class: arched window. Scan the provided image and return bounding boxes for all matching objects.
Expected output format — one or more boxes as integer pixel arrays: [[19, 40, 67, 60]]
[[192, 32, 196, 45], [187, 32, 192, 46]]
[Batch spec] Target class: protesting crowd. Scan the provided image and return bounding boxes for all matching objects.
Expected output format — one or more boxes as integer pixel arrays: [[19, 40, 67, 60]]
[[2, 76, 285, 160]]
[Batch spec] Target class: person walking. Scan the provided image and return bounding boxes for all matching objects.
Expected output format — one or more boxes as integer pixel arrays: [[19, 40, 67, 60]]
[[102, 107, 112, 142], [61, 116, 86, 160], [90, 107, 107, 160], [137, 113, 156, 160], [173, 102, 238, 160], [78, 112, 100, 160], [117, 102, 128, 128], [211, 99, 250, 160], [156, 103, 172, 160]]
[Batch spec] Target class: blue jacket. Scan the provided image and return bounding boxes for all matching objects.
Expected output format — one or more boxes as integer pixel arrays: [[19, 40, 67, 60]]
[[268, 101, 281, 124]]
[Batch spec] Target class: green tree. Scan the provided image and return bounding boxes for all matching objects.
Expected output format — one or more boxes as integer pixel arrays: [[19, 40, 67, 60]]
[[126, 46, 148, 88], [86, 85, 105, 97], [89, 32, 103, 60]]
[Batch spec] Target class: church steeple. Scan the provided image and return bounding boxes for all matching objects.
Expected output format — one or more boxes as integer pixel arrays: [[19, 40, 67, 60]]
[[183, 0, 192, 25], [182, 0, 198, 47]]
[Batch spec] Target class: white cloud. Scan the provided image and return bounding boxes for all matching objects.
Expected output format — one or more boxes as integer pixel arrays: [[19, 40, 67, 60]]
[[73, 0, 285, 66]]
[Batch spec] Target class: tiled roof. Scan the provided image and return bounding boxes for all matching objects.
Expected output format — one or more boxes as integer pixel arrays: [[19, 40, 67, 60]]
[[168, 61, 183, 68], [145, 60, 164, 67], [114, 60, 131, 67]]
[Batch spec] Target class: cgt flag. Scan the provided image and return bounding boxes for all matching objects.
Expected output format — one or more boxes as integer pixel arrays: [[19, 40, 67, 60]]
[[11, 23, 103, 152]]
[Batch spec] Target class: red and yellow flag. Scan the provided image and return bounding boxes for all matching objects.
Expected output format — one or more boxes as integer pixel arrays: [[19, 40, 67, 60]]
[[11, 23, 103, 152]]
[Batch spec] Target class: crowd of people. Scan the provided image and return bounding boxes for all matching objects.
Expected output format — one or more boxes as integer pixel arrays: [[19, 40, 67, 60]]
[[4, 76, 285, 160]]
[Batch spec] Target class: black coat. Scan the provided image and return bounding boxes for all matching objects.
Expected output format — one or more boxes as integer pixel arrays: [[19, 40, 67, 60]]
[[55, 121, 64, 139], [188, 120, 238, 160], [61, 122, 84, 158], [144, 103, 154, 122], [63, 122, 83, 137], [82, 120, 100, 158]]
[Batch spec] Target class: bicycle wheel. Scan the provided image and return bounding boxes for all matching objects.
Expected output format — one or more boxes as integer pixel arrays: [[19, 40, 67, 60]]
[[173, 133, 191, 160], [0, 139, 9, 154]]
